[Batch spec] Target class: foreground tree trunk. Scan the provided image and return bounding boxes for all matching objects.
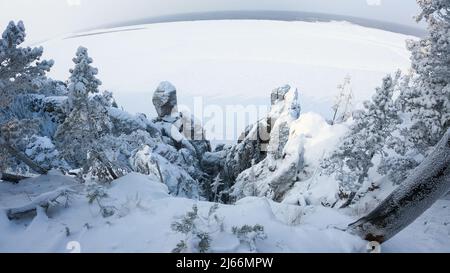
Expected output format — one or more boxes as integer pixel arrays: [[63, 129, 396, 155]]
[[348, 128, 450, 243]]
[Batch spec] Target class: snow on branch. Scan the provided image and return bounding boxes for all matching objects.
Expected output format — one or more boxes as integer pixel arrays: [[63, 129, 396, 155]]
[[5, 187, 76, 219], [348, 128, 450, 243]]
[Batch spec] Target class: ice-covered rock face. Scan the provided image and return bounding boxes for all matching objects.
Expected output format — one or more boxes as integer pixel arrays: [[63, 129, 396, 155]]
[[230, 85, 303, 201], [201, 84, 303, 203], [152, 81, 178, 118], [270, 84, 291, 105]]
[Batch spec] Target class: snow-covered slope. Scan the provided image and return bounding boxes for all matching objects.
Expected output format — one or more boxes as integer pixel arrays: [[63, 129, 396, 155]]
[[0, 172, 448, 253], [0, 172, 362, 252], [39, 20, 414, 141]]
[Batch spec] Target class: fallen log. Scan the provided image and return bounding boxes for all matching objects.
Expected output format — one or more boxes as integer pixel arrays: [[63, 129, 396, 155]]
[[0, 172, 32, 183]]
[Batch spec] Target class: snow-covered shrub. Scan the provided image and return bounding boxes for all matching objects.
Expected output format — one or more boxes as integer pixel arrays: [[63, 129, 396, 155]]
[[171, 204, 223, 253], [232, 224, 267, 252], [80, 120, 201, 198], [377, 155, 420, 185], [25, 135, 68, 171], [130, 145, 200, 198], [0, 118, 41, 173], [86, 183, 116, 218]]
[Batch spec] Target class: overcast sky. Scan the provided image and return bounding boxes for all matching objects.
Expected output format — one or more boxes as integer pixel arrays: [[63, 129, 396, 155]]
[[1, 0, 422, 43]]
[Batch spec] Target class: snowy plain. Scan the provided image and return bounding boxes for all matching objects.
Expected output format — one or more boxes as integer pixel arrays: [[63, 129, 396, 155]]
[[38, 20, 414, 142]]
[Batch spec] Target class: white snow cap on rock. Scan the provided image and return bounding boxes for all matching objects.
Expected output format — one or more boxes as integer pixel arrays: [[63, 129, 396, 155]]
[[157, 81, 176, 93]]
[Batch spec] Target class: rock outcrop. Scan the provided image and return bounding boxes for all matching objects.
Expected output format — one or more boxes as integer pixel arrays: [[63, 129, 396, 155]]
[[229, 85, 304, 201], [151, 81, 212, 198], [152, 81, 178, 119], [203, 85, 304, 203]]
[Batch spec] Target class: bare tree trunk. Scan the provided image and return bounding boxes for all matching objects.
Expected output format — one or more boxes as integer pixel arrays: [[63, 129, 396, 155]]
[[348, 128, 450, 243], [88, 150, 121, 180], [0, 136, 48, 175], [154, 160, 165, 185]]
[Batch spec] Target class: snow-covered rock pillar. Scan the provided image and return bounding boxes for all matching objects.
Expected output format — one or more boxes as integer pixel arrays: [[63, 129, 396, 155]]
[[152, 81, 178, 118]]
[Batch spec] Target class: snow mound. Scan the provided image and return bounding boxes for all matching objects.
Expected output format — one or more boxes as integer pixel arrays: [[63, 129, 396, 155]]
[[289, 112, 348, 166], [0, 171, 79, 209], [0, 173, 366, 253], [108, 172, 169, 203], [282, 113, 349, 207]]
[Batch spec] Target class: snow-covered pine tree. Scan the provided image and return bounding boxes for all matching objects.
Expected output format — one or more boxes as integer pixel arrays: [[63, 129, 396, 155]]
[[0, 21, 54, 108], [65, 46, 101, 110], [55, 47, 112, 168], [378, 0, 450, 185], [399, 0, 450, 154], [349, 127, 450, 243], [0, 21, 54, 174], [321, 74, 401, 207]]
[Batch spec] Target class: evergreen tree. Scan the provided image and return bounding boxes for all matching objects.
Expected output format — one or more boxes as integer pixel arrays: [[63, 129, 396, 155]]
[[55, 47, 111, 167], [399, 0, 450, 154], [322, 74, 401, 206], [380, 0, 450, 185], [0, 21, 54, 108], [0, 21, 54, 174]]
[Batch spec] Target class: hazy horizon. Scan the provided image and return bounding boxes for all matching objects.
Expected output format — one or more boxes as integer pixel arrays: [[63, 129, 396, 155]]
[[1, 0, 424, 43]]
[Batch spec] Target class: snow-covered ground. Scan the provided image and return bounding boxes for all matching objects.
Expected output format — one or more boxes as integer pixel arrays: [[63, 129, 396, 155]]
[[39, 20, 414, 142], [0, 172, 360, 252], [0, 172, 448, 253]]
